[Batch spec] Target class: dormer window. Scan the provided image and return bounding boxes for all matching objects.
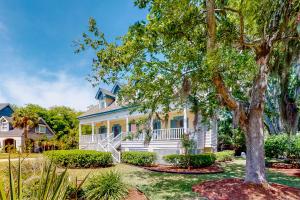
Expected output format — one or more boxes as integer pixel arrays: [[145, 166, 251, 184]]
[[35, 124, 46, 133], [99, 100, 106, 109], [0, 121, 9, 131]]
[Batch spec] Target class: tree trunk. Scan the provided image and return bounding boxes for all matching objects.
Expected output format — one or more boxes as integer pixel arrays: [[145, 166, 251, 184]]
[[243, 50, 271, 184], [23, 125, 29, 152], [244, 110, 266, 184]]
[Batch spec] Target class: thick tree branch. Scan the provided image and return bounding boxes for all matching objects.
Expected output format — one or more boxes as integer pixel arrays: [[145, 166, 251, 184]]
[[207, 0, 248, 129], [212, 74, 238, 110]]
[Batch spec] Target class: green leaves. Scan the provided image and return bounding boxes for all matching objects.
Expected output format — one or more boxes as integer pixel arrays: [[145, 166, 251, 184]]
[[43, 150, 113, 168], [0, 156, 70, 200], [84, 170, 128, 200]]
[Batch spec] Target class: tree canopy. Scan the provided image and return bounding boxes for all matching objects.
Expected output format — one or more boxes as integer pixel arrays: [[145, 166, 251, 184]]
[[77, 0, 300, 184], [13, 104, 81, 149]]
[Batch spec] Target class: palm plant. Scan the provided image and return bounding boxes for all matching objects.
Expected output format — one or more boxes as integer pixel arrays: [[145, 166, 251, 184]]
[[12, 107, 39, 152], [0, 156, 70, 200], [84, 170, 128, 200]]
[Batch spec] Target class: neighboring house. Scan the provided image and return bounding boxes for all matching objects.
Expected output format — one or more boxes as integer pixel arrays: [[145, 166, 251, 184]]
[[78, 83, 218, 163], [0, 103, 55, 152]]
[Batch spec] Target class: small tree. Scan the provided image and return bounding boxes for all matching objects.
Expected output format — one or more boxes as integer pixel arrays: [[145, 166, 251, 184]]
[[12, 106, 39, 152]]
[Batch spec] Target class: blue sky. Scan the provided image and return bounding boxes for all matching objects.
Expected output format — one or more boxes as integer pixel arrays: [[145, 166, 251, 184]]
[[0, 0, 147, 110]]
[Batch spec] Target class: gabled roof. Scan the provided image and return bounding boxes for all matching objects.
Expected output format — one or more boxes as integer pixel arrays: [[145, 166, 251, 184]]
[[111, 82, 122, 95], [38, 118, 56, 135], [0, 116, 12, 123], [78, 102, 128, 119], [0, 103, 13, 111], [95, 88, 116, 100]]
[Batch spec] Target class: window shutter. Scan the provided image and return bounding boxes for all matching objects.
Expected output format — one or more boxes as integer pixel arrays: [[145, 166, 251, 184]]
[[157, 120, 161, 129], [171, 120, 176, 128]]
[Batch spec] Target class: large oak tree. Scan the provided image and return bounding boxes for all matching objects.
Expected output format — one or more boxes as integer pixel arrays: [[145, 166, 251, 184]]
[[77, 0, 300, 184]]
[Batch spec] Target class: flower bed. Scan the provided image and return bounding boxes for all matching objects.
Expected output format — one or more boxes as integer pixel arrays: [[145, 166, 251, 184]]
[[192, 178, 300, 200]]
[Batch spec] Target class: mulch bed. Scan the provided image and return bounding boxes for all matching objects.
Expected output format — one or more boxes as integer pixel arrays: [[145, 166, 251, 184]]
[[125, 188, 148, 200], [143, 164, 224, 174], [267, 162, 300, 169], [269, 168, 300, 178], [192, 178, 300, 200]]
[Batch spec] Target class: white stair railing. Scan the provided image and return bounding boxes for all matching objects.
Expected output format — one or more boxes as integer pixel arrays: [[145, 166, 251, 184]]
[[110, 133, 122, 148], [96, 137, 108, 152], [108, 143, 121, 163]]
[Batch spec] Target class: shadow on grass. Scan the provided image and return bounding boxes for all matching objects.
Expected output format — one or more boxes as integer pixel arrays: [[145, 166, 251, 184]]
[[267, 170, 300, 188], [124, 162, 300, 200], [127, 163, 246, 200]]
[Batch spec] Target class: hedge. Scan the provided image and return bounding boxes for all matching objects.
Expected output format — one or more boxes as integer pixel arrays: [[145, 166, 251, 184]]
[[265, 134, 300, 161], [163, 153, 216, 168], [121, 151, 156, 166], [44, 150, 113, 168], [215, 150, 235, 162], [265, 134, 289, 159]]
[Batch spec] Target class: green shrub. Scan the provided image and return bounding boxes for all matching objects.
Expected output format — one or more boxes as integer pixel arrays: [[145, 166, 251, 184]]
[[44, 150, 113, 168], [84, 170, 128, 200], [215, 150, 235, 162], [1, 157, 71, 200], [163, 153, 216, 168], [265, 134, 289, 158], [121, 151, 156, 166], [287, 136, 300, 161], [265, 134, 300, 161]]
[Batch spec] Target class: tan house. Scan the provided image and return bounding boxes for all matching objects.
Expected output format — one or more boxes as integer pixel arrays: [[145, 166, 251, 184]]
[[78, 83, 218, 163]]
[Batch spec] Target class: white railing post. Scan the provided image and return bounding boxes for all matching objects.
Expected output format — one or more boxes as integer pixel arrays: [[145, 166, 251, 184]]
[[79, 124, 82, 144], [184, 105, 188, 134], [126, 117, 129, 133], [92, 122, 95, 142]]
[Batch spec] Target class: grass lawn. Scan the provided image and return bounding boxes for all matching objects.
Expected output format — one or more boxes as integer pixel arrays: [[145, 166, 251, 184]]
[[65, 160, 300, 200], [0, 158, 299, 200], [0, 153, 42, 159]]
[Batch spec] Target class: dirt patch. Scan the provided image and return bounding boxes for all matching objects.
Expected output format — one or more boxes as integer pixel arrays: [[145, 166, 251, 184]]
[[192, 178, 300, 200], [143, 164, 223, 174], [125, 188, 148, 200], [269, 168, 300, 177]]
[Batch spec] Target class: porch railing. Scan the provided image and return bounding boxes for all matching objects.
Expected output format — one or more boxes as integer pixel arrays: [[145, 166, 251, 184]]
[[80, 128, 186, 144], [122, 128, 185, 141]]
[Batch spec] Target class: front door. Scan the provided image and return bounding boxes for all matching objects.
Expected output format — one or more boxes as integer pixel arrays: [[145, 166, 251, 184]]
[[112, 124, 122, 137]]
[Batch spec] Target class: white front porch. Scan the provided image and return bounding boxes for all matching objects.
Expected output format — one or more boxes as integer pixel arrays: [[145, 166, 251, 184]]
[[78, 106, 217, 163]]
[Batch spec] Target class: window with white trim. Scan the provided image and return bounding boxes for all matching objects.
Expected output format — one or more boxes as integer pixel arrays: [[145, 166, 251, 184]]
[[0, 121, 9, 131], [35, 124, 46, 133], [99, 100, 106, 109]]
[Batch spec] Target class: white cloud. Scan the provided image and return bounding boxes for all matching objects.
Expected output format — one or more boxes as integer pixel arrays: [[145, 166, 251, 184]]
[[0, 70, 97, 111], [0, 18, 99, 111]]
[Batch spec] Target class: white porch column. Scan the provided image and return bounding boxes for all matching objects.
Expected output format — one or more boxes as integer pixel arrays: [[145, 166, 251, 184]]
[[183, 105, 188, 134], [78, 124, 82, 144], [126, 117, 129, 133], [107, 120, 110, 152], [107, 120, 110, 137], [79, 124, 82, 137], [91, 122, 95, 142]]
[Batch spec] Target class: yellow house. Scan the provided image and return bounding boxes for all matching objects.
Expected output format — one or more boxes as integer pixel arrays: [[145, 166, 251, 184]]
[[78, 83, 218, 163]]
